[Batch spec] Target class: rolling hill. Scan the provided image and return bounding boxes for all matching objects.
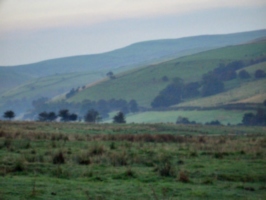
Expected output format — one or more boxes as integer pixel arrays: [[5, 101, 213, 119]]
[[67, 41, 266, 108], [1, 29, 266, 118]]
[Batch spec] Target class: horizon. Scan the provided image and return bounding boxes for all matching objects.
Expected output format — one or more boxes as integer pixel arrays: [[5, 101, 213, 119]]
[[0, 0, 266, 66], [1, 28, 265, 67]]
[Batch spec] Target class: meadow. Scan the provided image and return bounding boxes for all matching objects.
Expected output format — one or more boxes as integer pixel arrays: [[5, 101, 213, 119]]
[[0, 121, 265, 199]]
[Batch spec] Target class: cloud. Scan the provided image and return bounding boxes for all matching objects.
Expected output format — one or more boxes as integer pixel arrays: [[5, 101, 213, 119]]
[[0, 0, 265, 34]]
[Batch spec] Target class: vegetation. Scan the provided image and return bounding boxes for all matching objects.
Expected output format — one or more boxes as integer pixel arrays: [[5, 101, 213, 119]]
[[67, 41, 266, 110], [84, 109, 100, 123], [113, 112, 126, 123], [0, 121, 265, 199], [3, 110, 15, 120]]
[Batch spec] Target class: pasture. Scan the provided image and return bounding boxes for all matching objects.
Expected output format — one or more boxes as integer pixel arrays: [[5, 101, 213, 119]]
[[0, 121, 265, 199]]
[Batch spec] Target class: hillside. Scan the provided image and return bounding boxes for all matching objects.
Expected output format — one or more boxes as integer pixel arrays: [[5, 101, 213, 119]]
[[67, 41, 266, 108], [1, 30, 266, 117]]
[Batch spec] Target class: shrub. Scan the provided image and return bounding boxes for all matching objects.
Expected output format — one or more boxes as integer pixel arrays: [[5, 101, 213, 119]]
[[158, 162, 176, 177], [89, 144, 105, 156], [52, 151, 65, 164], [178, 170, 189, 183], [13, 158, 26, 172], [110, 152, 128, 166], [75, 151, 91, 165]]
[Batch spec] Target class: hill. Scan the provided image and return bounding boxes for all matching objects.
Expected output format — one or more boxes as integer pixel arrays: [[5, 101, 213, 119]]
[[1, 29, 266, 116], [67, 41, 266, 107]]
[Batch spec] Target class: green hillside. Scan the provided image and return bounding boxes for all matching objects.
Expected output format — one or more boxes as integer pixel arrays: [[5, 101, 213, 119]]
[[0, 68, 33, 94], [1, 30, 266, 117], [68, 41, 266, 108], [1, 71, 107, 101]]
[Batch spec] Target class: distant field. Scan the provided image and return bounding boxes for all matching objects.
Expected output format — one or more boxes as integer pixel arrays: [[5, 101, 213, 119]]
[[0, 122, 265, 199], [124, 109, 250, 125]]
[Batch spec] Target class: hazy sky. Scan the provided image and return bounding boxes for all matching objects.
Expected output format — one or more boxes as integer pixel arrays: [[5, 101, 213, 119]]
[[0, 0, 266, 65]]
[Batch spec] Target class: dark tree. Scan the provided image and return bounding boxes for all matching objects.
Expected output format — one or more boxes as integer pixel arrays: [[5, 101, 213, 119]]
[[38, 112, 48, 121], [201, 73, 224, 97], [264, 99, 266, 107], [183, 82, 200, 98], [238, 70, 251, 79], [255, 108, 266, 125], [84, 109, 100, 123], [66, 88, 78, 98], [129, 99, 139, 113], [69, 113, 78, 121], [113, 112, 126, 123], [151, 79, 184, 108], [107, 71, 115, 79], [39, 111, 57, 122], [3, 110, 15, 120], [176, 116, 190, 124], [205, 120, 221, 125], [254, 69, 266, 78], [47, 112, 57, 121], [58, 109, 70, 122], [242, 113, 256, 125]]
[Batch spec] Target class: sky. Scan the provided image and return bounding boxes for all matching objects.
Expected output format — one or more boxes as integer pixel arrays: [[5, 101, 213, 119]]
[[0, 0, 266, 66]]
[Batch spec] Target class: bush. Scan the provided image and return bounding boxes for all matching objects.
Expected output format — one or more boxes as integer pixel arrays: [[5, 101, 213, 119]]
[[52, 151, 65, 164], [178, 170, 189, 183], [255, 69, 266, 78], [238, 70, 251, 79]]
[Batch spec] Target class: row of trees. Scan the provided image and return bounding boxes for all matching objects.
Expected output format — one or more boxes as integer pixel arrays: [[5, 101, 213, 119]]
[[37, 109, 126, 124], [151, 59, 266, 108], [28, 98, 139, 121], [242, 101, 266, 126]]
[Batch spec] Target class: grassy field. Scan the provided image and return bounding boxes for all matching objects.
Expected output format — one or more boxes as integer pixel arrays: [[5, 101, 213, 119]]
[[68, 41, 266, 108], [0, 121, 265, 199], [124, 110, 250, 125]]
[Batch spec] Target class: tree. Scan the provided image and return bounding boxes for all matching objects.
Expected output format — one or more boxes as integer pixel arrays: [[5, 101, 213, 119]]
[[183, 82, 200, 98], [151, 79, 184, 108], [242, 113, 256, 125], [176, 116, 190, 124], [84, 109, 100, 123], [113, 112, 126, 123], [129, 99, 139, 113], [238, 70, 251, 79], [38, 112, 48, 121], [47, 112, 57, 121], [3, 110, 15, 120], [205, 120, 221, 125], [255, 69, 266, 78], [107, 71, 115, 79], [58, 109, 69, 122], [68, 113, 78, 121], [39, 111, 57, 121], [201, 73, 224, 97]]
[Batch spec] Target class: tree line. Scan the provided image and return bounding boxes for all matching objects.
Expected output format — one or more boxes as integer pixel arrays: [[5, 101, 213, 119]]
[[26, 98, 139, 120], [2, 109, 126, 124], [151, 58, 266, 108]]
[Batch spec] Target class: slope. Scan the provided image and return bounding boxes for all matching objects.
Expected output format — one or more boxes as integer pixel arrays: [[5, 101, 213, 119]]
[[1, 30, 266, 116], [68, 41, 266, 108]]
